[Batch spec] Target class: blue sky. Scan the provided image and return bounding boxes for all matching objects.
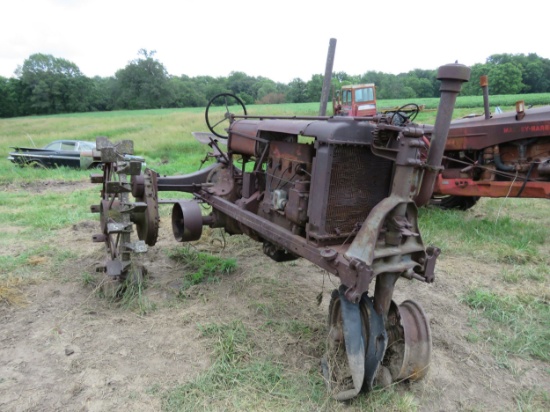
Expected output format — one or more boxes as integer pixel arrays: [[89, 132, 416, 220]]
[[2, 0, 548, 83]]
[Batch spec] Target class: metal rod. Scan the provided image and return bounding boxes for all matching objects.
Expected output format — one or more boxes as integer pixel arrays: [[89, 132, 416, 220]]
[[319, 38, 337, 116]]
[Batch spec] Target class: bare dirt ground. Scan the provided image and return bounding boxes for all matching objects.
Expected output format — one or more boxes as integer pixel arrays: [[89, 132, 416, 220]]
[[1, 181, 549, 411]]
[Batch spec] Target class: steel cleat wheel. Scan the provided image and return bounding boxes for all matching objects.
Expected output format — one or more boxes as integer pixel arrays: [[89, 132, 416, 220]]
[[131, 168, 160, 246], [91, 137, 150, 295]]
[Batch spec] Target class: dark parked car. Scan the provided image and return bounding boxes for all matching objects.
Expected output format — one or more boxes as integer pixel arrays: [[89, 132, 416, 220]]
[[8, 140, 99, 169]]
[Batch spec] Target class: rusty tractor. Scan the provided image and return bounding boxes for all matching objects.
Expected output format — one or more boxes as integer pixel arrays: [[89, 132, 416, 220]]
[[89, 64, 470, 400], [332, 76, 550, 210], [432, 75, 550, 209]]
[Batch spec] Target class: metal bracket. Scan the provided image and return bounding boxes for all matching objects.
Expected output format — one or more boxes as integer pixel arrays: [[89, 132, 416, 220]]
[[423, 246, 441, 283]]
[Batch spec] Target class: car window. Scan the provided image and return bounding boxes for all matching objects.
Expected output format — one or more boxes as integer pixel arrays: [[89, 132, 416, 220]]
[[60, 141, 76, 151], [44, 142, 62, 150], [78, 142, 95, 151], [355, 87, 374, 103]]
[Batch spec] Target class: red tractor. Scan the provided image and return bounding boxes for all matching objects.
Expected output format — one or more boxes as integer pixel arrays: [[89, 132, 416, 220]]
[[333, 77, 550, 209], [433, 76, 550, 209], [333, 83, 377, 116]]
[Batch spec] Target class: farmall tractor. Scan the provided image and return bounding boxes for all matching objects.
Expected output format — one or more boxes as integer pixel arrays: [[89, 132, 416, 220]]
[[432, 75, 550, 209], [333, 76, 550, 210], [90, 64, 470, 400]]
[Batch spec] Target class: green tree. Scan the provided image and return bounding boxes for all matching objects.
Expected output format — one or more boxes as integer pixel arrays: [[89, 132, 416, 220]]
[[459, 63, 490, 96], [487, 63, 524, 95], [195, 75, 231, 101], [0, 77, 22, 117], [306, 74, 324, 102], [483, 53, 550, 94], [286, 78, 308, 103], [520, 57, 550, 93], [89, 76, 118, 111], [254, 78, 278, 102], [227, 71, 257, 102], [16, 53, 92, 115], [358, 71, 389, 99], [406, 69, 437, 97], [378, 75, 404, 99], [168, 76, 207, 107], [114, 49, 173, 109]]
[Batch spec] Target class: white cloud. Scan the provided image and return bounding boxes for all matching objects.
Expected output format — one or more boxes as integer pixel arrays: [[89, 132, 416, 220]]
[[1, 0, 548, 82]]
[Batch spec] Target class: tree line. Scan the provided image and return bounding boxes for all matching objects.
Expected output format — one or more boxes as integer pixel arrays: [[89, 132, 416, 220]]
[[1, 49, 550, 118]]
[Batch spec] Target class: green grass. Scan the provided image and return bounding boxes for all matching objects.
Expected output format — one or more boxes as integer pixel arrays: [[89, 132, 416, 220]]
[[380, 92, 550, 111], [501, 264, 549, 284], [167, 246, 237, 294], [515, 387, 550, 412], [162, 320, 418, 412], [3, 93, 549, 180], [0, 244, 51, 276], [1, 100, 549, 410], [1, 162, 94, 185], [419, 202, 548, 264], [462, 289, 550, 362], [0, 184, 97, 232], [116, 271, 156, 315], [162, 321, 324, 412]]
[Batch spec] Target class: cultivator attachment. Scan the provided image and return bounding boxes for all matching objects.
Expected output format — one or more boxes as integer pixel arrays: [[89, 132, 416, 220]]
[[90, 137, 156, 294]]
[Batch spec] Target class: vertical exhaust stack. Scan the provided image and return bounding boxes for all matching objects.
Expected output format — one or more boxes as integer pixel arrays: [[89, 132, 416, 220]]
[[416, 63, 471, 206]]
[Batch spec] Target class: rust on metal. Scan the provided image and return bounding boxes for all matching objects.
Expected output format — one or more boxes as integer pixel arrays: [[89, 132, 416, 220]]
[[431, 76, 550, 204], [90, 64, 472, 401]]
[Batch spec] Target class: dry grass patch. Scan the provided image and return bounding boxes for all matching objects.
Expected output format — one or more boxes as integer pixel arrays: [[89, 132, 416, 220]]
[[0, 278, 29, 306]]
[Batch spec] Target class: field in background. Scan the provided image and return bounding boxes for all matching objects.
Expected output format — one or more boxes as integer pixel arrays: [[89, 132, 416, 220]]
[[5, 93, 550, 179], [1, 99, 549, 411]]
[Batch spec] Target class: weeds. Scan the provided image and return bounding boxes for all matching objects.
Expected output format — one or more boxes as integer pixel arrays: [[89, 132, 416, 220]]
[[81, 272, 95, 286], [0, 186, 97, 232], [163, 318, 420, 412], [167, 246, 237, 294], [117, 274, 156, 315], [88, 265, 155, 315]]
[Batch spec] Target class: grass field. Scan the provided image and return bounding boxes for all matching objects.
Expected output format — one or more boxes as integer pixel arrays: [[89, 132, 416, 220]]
[[3, 95, 544, 180], [1, 98, 549, 411]]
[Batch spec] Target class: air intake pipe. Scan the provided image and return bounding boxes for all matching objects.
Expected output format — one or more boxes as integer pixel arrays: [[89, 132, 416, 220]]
[[415, 64, 471, 206]]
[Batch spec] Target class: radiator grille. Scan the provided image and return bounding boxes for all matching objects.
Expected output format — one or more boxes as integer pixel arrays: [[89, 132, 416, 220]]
[[325, 146, 392, 235]]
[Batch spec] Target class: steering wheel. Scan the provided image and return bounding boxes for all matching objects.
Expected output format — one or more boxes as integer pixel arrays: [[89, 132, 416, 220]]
[[205, 93, 247, 138], [390, 103, 420, 125]]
